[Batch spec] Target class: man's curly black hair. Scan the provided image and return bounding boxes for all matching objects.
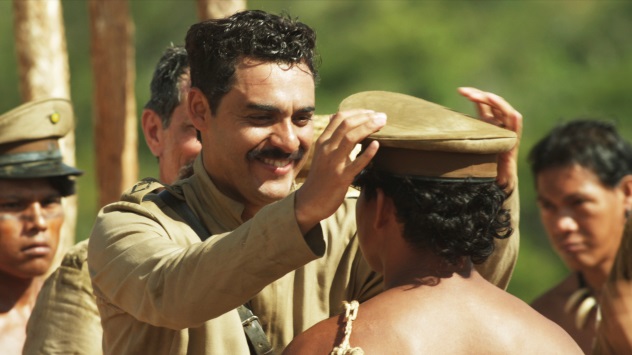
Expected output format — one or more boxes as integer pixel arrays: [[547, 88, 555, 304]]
[[353, 168, 512, 265], [185, 10, 319, 114]]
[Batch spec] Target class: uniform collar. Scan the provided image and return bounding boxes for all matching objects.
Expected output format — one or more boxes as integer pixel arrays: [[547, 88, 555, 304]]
[[183, 154, 245, 232]]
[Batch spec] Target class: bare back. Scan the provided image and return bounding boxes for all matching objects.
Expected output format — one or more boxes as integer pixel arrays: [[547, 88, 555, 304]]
[[285, 271, 582, 354]]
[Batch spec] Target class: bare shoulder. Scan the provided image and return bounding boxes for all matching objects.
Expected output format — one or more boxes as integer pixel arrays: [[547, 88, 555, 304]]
[[283, 315, 344, 355], [491, 290, 583, 354]]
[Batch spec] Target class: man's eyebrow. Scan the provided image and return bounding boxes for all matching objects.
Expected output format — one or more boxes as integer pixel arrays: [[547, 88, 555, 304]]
[[296, 106, 316, 114], [245, 103, 281, 113], [245, 104, 316, 114]]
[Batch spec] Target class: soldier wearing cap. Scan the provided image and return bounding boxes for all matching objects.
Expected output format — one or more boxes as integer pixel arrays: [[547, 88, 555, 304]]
[[284, 91, 581, 354], [0, 98, 81, 354], [23, 45, 200, 355]]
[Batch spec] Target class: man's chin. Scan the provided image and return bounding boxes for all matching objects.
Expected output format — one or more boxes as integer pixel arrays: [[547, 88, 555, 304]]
[[257, 179, 295, 201]]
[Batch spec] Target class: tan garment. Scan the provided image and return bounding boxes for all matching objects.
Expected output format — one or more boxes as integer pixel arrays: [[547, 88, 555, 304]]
[[24, 239, 102, 355], [82, 156, 518, 354], [88, 158, 380, 354]]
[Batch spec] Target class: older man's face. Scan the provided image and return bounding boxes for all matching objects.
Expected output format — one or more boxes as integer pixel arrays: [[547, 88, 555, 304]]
[[195, 58, 315, 216], [0, 178, 64, 279]]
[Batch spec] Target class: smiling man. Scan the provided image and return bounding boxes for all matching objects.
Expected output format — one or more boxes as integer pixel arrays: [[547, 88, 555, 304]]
[[0, 98, 81, 354], [88, 10, 522, 355]]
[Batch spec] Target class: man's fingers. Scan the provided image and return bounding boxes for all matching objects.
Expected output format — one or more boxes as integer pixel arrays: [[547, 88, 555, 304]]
[[320, 110, 386, 155], [319, 109, 375, 142], [348, 141, 379, 176], [458, 87, 522, 135]]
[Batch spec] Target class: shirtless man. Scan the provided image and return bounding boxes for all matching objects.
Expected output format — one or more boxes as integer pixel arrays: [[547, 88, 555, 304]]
[[284, 90, 581, 354]]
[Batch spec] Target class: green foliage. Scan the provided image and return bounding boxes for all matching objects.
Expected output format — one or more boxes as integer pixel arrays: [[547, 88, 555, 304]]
[[2, 0, 632, 303]]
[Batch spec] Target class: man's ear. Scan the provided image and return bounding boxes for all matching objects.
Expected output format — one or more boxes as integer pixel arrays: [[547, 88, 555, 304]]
[[620, 175, 632, 211], [373, 188, 395, 230], [188, 88, 211, 133], [141, 109, 164, 157]]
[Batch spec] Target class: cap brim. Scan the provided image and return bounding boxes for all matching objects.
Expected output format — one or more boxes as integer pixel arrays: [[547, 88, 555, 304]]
[[0, 160, 83, 179]]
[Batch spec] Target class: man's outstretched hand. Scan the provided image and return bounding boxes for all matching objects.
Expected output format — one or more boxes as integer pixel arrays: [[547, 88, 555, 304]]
[[458, 87, 523, 191], [295, 109, 386, 234]]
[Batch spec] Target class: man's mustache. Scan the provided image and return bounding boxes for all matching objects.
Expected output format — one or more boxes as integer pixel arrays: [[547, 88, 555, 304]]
[[247, 147, 305, 162]]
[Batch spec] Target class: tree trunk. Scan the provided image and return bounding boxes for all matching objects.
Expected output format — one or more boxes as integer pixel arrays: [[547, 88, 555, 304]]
[[88, 0, 137, 208], [196, 0, 246, 20], [13, 0, 77, 265]]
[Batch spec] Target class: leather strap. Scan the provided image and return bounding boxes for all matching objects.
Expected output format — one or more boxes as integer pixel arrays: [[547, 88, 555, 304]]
[[158, 189, 210, 241], [158, 189, 275, 355], [237, 304, 275, 355]]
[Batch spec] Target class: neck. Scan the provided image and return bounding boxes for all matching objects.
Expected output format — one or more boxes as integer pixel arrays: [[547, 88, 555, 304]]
[[241, 205, 260, 221], [383, 250, 473, 290], [0, 273, 42, 313], [578, 266, 610, 295]]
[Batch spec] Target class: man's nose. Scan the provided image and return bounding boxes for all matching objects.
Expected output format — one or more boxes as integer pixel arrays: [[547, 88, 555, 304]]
[[270, 120, 300, 153], [554, 214, 578, 234], [23, 202, 49, 230]]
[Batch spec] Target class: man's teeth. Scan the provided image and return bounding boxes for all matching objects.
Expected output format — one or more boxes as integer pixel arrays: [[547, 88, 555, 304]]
[[261, 158, 291, 167]]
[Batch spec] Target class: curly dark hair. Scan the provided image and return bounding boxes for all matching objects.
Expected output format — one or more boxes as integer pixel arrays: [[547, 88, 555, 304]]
[[185, 10, 319, 114], [353, 168, 512, 265], [144, 45, 189, 128], [529, 119, 632, 188]]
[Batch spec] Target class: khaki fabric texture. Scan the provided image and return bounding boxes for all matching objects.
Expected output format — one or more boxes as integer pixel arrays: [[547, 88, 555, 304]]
[[339, 91, 516, 153], [86, 155, 518, 354], [0, 98, 81, 178], [25, 152, 518, 354], [23, 239, 102, 355], [88, 157, 381, 354], [0, 98, 73, 145], [339, 91, 517, 179]]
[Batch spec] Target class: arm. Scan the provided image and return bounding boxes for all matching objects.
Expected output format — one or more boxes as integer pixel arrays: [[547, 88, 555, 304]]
[[458, 87, 523, 289], [89, 110, 386, 330], [89, 192, 322, 330]]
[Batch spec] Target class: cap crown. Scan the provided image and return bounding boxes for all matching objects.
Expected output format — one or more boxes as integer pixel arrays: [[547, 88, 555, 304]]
[[340, 91, 517, 179]]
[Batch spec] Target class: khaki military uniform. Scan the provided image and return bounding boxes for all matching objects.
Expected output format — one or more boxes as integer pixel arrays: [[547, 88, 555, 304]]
[[24, 239, 102, 355], [87, 157, 518, 354]]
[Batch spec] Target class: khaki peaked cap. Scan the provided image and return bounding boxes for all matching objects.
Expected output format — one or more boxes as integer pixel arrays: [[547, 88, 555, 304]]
[[340, 91, 517, 179], [0, 98, 82, 178]]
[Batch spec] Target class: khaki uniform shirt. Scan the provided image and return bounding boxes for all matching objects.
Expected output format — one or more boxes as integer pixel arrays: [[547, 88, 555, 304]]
[[24, 239, 102, 355], [82, 157, 518, 354], [88, 158, 381, 354]]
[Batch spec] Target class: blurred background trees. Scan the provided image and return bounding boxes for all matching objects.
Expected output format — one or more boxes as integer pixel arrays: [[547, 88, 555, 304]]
[[1, 0, 631, 303]]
